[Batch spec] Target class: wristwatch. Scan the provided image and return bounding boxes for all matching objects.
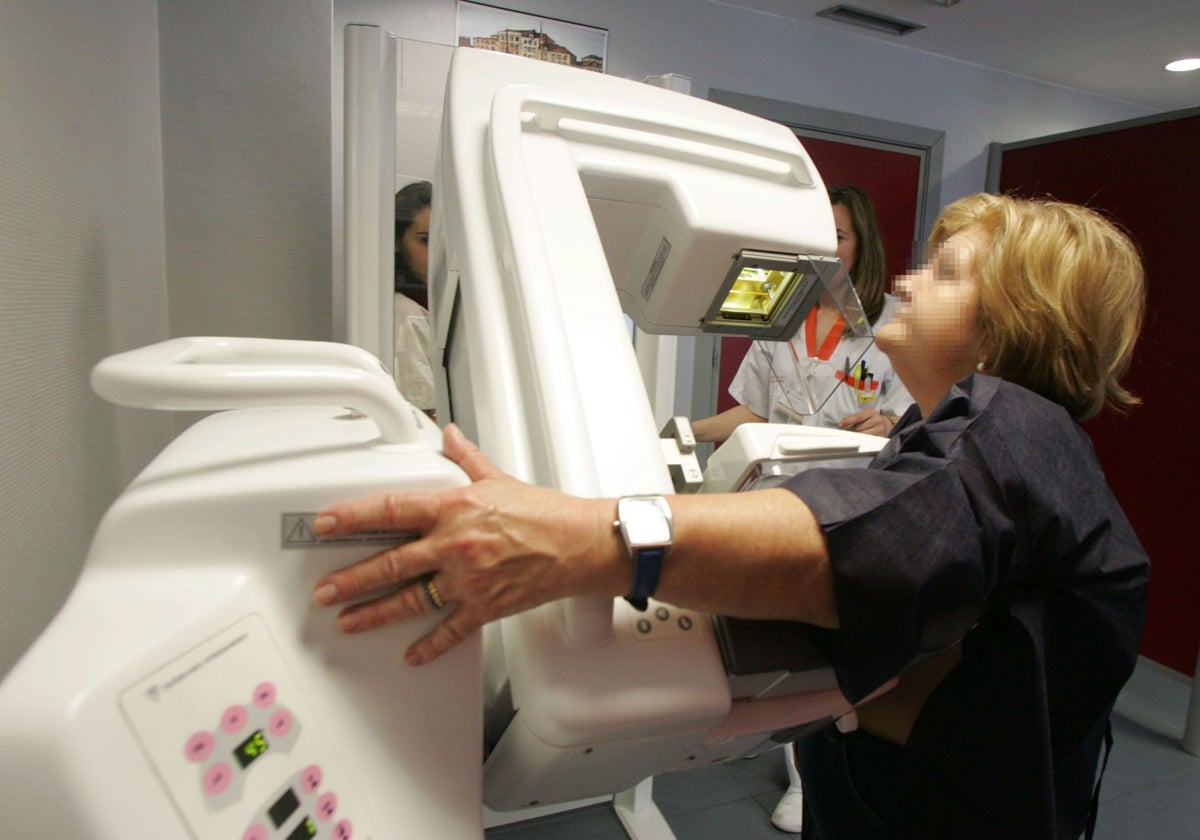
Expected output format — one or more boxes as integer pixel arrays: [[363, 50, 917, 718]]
[[614, 495, 673, 611]]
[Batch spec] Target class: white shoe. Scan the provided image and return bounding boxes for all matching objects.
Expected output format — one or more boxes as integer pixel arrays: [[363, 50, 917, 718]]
[[771, 783, 804, 833]]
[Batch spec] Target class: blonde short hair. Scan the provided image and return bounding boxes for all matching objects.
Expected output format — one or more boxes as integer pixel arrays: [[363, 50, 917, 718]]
[[930, 193, 1145, 420]]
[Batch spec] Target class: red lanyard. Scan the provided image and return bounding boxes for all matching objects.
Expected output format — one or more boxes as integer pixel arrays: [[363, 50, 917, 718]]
[[803, 307, 845, 362]]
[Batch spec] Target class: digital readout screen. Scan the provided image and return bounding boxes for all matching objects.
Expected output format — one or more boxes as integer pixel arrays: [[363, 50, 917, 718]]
[[285, 817, 318, 840], [269, 788, 301, 829], [233, 729, 269, 769]]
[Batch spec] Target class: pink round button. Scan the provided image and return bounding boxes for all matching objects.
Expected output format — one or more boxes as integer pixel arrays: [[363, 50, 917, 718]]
[[203, 761, 234, 796], [184, 731, 215, 763], [268, 708, 293, 738], [242, 825, 268, 840], [252, 681, 277, 708], [300, 764, 323, 793], [221, 704, 248, 734], [316, 792, 338, 821], [333, 819, 353, 839]]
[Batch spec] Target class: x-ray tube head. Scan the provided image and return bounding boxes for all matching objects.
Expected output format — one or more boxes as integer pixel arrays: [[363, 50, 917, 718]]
[[701, 250, 871, 341]]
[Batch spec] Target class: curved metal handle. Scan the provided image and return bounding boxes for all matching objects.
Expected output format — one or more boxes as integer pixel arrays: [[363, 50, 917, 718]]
[[91, 337, 420, 444]]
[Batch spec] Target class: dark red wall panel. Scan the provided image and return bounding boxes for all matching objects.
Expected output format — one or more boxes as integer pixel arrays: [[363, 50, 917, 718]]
[[999, 111, 1200, 675]]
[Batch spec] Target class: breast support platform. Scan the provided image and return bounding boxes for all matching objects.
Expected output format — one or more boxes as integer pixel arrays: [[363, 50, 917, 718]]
[[0, 48, 900, 839]]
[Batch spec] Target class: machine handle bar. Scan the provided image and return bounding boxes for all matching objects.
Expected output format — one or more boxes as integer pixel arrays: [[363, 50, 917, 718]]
[[91, 336, 420, 444]]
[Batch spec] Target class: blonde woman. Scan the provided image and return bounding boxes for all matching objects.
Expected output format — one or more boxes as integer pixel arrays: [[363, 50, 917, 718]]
[[314, 194, 1148, 839]]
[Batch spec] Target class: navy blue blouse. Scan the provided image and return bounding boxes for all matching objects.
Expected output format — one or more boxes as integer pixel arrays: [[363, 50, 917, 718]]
[[785, 374, 1149, 838]]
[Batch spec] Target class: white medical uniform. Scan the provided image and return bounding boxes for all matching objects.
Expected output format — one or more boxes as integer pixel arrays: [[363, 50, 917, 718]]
[[393, 292, 434, 412], [729, 295, 913, 428]]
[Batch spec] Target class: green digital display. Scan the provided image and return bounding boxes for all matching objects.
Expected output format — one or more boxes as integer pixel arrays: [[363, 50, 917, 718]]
[[285, 817, 317, 840], [233, 729, 269, 769]]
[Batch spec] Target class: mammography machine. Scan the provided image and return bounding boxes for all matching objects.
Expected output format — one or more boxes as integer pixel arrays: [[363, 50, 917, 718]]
[[0, 47, 898, 838]]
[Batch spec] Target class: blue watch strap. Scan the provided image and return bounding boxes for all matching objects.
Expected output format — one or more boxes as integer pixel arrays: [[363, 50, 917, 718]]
[[624, 546, 665, 611]]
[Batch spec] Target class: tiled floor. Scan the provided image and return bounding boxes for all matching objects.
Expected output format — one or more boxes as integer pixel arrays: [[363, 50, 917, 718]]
[[485, 659, 1200, 840]]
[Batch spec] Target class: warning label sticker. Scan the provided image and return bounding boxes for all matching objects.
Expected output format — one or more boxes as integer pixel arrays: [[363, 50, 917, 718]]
[[280, 513, 417, 549]]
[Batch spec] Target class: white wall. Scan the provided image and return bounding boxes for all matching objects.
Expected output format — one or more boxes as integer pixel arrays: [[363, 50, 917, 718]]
[[0, 0, 332, 680], [159, 0, 332, 342], [0, 0, 172, 677]]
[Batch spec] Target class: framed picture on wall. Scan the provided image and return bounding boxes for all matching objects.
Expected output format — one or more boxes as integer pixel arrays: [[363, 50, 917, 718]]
[[456, 1, 607, 73]]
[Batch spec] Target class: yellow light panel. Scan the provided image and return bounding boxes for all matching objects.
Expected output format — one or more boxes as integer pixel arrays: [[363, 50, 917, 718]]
[[719, 269, 799, 321]]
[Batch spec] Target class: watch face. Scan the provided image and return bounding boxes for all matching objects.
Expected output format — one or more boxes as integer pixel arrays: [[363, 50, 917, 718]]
[[621, 497, 672, 545]]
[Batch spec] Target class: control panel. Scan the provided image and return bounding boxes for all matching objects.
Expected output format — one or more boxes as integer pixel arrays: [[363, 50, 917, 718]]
[[628, 601, 701, 641], [122, 615, 367, 839]]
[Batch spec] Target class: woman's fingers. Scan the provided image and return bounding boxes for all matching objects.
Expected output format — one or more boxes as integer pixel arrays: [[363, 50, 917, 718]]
[[404, 606, 488, 666], [839, 408, 888, 436], [330, 581, 487, 666], [313, 537, 434, 607], [332, 575, 436, 630], [314, 490, 440, 537], [442, 423, 504, 483]]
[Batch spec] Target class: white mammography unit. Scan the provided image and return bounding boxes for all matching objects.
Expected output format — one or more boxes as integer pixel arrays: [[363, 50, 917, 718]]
[[0, 47, 889, 839], [432, 49, 872, 823], [0, 338, 482, 838]]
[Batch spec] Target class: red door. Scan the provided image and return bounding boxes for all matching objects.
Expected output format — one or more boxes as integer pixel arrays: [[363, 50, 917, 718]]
[[998, 114, 1200, 676]]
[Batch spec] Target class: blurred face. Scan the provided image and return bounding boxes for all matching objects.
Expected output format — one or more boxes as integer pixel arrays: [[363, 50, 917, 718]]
[[396, 206, 431, 284], [832, 202, 858, 276], [876, 230, 985, 388]]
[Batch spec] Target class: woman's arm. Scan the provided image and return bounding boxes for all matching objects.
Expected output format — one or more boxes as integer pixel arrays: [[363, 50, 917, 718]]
[[311, 424, 835, 665], [690, 404, 767, 443]]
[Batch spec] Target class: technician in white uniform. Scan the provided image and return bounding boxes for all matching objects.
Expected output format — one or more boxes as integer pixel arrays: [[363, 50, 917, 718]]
[[692, 185, 912, 443], [393, 181, 435, 416]]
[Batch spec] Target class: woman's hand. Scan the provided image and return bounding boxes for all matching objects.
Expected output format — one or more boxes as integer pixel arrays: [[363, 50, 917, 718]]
[[312, 425, 836, 665], [838, 408, 894, 437], [311, 424, 622, 665]]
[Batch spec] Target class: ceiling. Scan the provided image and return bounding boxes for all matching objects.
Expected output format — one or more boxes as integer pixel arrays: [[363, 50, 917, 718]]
[[713, 0, 1200, 112]]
